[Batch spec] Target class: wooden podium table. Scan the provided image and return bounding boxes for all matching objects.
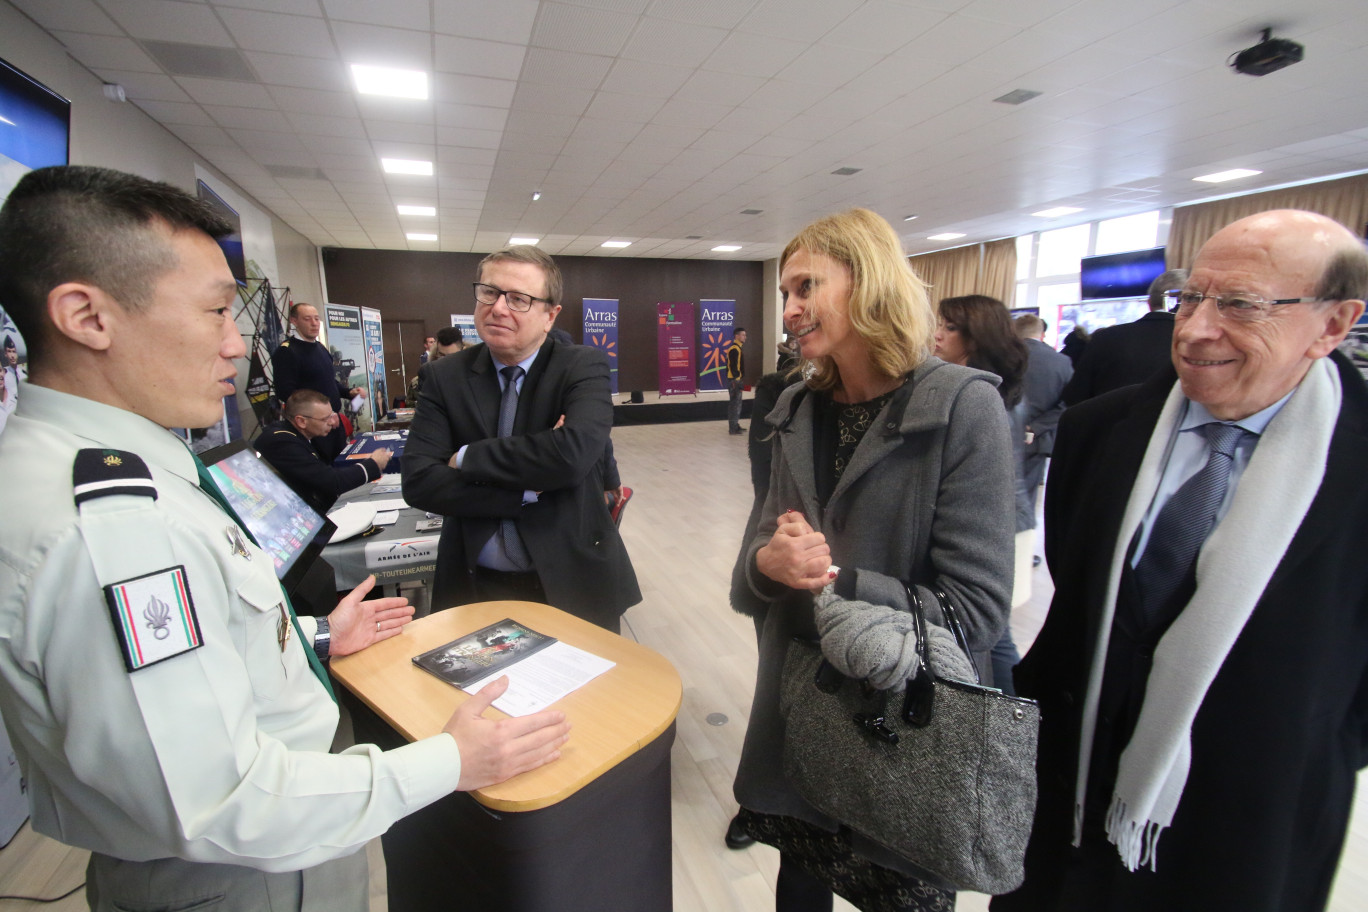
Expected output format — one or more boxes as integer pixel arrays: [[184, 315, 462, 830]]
[[331, 601, 682, 911]]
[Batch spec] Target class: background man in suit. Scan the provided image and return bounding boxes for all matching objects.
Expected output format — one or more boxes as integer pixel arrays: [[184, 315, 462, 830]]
[[1062, 269, 1188, 405], [995, 210, 1368, 911], [1013, 314, 1072, 514], [255, 389, 391, 513], [402, 246, 640, 632]]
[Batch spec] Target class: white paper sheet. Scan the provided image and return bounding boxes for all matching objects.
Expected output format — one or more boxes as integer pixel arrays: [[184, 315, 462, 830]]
[[463, 642, 616, 716]]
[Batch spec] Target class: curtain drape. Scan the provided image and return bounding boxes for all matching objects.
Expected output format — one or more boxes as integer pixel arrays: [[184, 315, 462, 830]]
[[908, 238, 1018, 307], [1168, 174, 1368, 270]]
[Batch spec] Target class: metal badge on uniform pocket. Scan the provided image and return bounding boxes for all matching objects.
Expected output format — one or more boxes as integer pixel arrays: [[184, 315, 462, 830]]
[[277, 604, 292, 652], [103, 566, 203, 672], [225, 525, 252, 560]]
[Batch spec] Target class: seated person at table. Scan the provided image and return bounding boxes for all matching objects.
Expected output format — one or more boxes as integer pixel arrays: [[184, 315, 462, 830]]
[[256, 389, 391, 513]]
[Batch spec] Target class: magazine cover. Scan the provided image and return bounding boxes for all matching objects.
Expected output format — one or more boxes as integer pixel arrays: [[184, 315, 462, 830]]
[[412, 619, 557, 688]]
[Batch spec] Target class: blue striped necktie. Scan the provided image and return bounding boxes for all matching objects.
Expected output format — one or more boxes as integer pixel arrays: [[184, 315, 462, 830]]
[[498, 366, 532, 569], [1133, 422, 1248, 625]]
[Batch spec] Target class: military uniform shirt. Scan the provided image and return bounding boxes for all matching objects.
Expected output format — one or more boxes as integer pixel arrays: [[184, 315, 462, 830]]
[[0, 385, 461, 871]]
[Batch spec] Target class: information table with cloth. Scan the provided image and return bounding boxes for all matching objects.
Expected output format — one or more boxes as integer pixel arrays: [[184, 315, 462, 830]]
[[321, 476, 436, 591], [331, 600, 681, 912]]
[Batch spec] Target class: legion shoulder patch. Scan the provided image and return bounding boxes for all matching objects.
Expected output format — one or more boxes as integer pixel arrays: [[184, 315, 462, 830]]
[[103, 566, 203, 672], [73, 449, 157, 506]]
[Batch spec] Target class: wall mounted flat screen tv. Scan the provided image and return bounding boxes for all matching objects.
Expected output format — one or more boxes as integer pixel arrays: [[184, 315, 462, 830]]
[[196, 179, 248, 287], [0, 56, 70, 171], [201, 441, 334, 593], [1079, 246, 1167, 300]]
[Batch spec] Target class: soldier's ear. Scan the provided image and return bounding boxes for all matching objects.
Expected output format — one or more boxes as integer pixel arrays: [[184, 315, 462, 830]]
[[47, 282, 118, 353]]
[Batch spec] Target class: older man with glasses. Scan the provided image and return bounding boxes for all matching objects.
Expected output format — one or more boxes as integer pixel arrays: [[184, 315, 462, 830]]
[[254, 388, 392, 513], [995, 210, 1368, 912], [401, 245, 640, 633]]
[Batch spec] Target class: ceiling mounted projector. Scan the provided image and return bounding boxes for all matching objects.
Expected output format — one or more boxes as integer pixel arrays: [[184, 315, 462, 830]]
[[1230, 28, 1304, 76]]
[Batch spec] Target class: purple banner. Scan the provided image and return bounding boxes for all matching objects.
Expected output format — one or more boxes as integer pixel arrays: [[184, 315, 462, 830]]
[[583, 298, 620, 395], [697, 299, 736, 392], [657, 302, 696, 397]]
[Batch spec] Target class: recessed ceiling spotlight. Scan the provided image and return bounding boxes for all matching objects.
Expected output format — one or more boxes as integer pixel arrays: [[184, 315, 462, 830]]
[[532, 191, 542, 201], [406, 233, 438, 241], [382, 158, 433, 176], [928, 232, 966, 241], [510, 237, 540, 245], [712, 245, 742, 252], [397, 205, 435, 216], [903, 215, 919, 221], [601, 240, 632, 248], [351, 64, 428, 99], [1032, 206, 1083, 218], [1193, 168, 1262, 183]]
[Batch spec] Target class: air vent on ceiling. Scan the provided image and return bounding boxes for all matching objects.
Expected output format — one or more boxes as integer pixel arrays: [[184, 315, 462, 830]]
[[265, 164, 330, 181], [141, 40, 257, 82], [993, 89, 1042, 106], [831, 167, 862, 176], [685, 235, 703, 239], [740, 209, 763, 215]]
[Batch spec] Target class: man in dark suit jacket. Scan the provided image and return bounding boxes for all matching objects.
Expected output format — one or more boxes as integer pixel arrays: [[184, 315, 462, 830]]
[[1013, 314, 1072, 513], [1061, 269, 1188, 405], [402, 246, 640, 632], [255, 389, 391, 513], [994, 211, 1368, 911]]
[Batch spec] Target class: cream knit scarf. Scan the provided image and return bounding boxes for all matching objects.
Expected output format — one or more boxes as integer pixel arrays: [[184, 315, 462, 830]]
[[1072, 358, 1341, 871]]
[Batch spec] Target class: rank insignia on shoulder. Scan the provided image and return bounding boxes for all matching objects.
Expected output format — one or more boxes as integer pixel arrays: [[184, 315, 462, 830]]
[[103, 566, 203, 672], [73, 449, 157, 506]]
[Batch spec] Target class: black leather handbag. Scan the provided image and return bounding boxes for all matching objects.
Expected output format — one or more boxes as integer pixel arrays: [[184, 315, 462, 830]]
[[779, 585, 1040, 894]]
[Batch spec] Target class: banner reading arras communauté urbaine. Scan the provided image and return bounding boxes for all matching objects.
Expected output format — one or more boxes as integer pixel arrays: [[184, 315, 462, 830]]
[[697, 299, 736, 392], [657, 302, 696, 397], [583, 298, 619, 395]]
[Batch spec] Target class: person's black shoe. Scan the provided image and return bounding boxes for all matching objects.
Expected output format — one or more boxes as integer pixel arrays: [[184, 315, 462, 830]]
[[725, 815, 754, 849], [729, 426, 745, 435]]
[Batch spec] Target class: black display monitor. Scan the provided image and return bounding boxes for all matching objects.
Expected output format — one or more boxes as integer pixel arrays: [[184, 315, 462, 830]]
[[201, 440, 334, 594], [1079, 246, 1167, 300], [196, 179, 248, 287]]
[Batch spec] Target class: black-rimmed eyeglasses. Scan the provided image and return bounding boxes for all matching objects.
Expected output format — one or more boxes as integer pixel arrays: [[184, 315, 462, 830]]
[[473, 282, 549, 313]]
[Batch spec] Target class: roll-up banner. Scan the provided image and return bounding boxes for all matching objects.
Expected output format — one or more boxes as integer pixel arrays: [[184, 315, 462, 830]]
[[361, 306, 386, 425], [657, 302, 696, 397], [583, 298, 620, 395], [698, 299, 735, 392]]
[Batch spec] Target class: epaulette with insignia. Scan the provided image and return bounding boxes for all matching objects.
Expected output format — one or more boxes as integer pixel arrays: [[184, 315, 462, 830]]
[[73, 449, 157, 506]]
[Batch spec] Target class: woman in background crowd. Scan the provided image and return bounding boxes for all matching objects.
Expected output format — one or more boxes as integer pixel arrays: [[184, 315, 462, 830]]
[[732, 209, 1015, 911], [935, 294, 1031, 693]]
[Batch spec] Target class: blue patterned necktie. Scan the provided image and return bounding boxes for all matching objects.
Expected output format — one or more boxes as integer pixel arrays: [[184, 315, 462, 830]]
[[498, 366, 532, 569], [192, 453, 335, 700], [1133, 422, 1249, 625]]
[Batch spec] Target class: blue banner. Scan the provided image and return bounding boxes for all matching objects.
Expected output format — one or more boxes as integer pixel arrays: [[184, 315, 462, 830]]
[[698, 299, 736, 392], [583, 298, 620, 395]]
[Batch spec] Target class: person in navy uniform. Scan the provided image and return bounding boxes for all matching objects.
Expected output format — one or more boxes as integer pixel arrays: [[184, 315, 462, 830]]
[[271, 302, 364, 460], [255, 389, 391, 513]]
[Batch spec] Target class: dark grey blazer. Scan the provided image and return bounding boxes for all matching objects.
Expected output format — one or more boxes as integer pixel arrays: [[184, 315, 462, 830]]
[[401, 336, 640, 628]]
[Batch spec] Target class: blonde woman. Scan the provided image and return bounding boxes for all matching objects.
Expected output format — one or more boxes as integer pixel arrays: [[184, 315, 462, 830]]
[[733, 209, 1015, 911]]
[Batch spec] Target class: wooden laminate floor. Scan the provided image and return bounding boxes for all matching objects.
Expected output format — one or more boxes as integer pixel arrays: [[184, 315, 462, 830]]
[[2, 419, 1364, 910]]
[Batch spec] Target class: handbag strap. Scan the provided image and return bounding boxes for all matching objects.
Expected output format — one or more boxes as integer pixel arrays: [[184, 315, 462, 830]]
[[900, 583, 936, 726], [932, 587, 983, 685]]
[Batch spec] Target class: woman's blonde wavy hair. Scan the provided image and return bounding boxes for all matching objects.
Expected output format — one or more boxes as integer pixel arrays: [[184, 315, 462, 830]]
[[780, 208, 933, 393]]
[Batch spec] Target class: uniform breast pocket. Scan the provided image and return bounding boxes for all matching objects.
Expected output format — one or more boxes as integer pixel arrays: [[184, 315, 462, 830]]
[[236, 570, 292, 703]]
